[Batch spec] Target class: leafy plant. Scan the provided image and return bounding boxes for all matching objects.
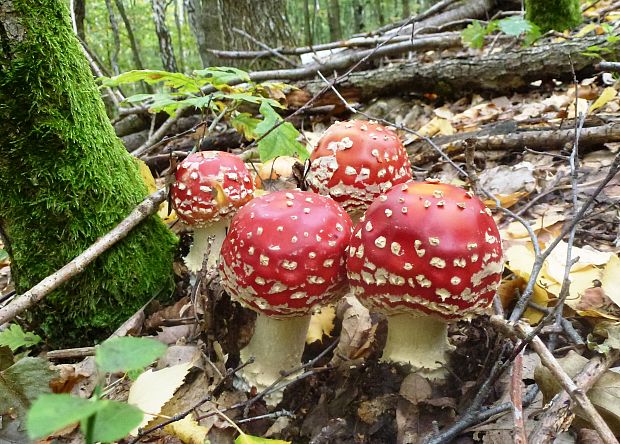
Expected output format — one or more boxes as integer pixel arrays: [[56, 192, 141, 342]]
[[99, 67, 309, 161], [26, 336, 166, 443], [461, 17, 541, 48], [0, 324, 41, 352]]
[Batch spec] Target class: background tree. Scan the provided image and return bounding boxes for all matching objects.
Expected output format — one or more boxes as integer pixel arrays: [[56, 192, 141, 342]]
[[327, 0, 343, 41], [187, 0, 296, 69], [151, 0, 178, 72], [0, 0, 177, 346]]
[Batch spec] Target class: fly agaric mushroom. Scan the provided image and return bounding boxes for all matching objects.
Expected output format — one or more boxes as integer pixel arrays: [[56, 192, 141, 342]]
[[219, 190, 352, 403], [347, 181, 503, 378], [306, 120, 412, 219], [171, 151, 254, 272]]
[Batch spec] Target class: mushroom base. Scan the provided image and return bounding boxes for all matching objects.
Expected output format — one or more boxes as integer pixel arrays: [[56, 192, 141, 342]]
[[184, 220, 227, 272], [382, 313, 455, 380], [239, 314, 311, 406]]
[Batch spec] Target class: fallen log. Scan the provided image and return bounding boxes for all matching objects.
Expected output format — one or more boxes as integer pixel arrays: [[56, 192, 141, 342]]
[[300, 35, 620, 100]]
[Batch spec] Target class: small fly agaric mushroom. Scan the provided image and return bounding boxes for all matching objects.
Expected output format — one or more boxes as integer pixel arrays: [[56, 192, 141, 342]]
[[219, 190, 352, 403], [306, 120, 412, 219], [171, 151, 254, 272], [347, 181, 503, 378]]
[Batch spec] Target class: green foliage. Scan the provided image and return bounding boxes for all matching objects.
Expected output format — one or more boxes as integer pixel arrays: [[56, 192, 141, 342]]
[[26, 337, 164, 443], [0, 249, 8, 262], [461, 17, 541, 49], [255, 102, 309, 162], [95, 336, 167, 373], [0, 356, 56, 442], [0, 324, 41, 352]]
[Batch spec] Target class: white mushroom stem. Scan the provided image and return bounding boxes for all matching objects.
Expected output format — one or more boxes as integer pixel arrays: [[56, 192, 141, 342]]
[[184, 219, 228, 272], [239, 314, 311, 406], [382, 313, 455, 380]]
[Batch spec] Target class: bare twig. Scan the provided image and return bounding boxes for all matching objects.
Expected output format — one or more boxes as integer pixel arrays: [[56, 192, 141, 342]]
[[511, 347, 527, 444], [0, 189, 167, 325]]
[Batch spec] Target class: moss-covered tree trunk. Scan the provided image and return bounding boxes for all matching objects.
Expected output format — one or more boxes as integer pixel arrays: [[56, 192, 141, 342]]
[[0, 0, 177, 347], [525, 0, 582, 32]]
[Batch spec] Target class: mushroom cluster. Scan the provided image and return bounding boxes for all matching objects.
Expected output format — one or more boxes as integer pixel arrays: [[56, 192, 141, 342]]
[[306, 120, 412, 219], [219, 189, 352, 403], [171, 151, 254, 271], [346, 181, 503, 378]]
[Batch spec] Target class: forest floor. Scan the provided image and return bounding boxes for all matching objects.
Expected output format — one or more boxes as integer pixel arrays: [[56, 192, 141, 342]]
[[3, 1, 620, 443]]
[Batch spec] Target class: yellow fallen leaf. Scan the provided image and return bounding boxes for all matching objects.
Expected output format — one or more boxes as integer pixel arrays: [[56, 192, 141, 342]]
[[600, 254, 620, 307], [546, 267, 603, 309], [416, 117, 454, 138], [484, 191, 528, 209], [545, 241, 611, 282], [505, 214, 565, 239], [165, 415, 209, 444], [575, 23, 600, 38], [135, 158, 157, 193], [306, 305, 336, 344], [504, 244, 554, 323], [128, 360, 194, 434], [590, 87, 617, 113]]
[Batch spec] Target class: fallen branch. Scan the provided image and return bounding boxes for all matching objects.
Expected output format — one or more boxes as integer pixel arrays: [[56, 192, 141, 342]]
[[529, 349, 620, 443], [491, 316, 619, 444], [0, 189, 167, 325]]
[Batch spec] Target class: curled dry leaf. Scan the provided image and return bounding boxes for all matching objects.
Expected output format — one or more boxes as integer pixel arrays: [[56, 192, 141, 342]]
[[306, 305, 336, 344], [330, 296, 375, 366]]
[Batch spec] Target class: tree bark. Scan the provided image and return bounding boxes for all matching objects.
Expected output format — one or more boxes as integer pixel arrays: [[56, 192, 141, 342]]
[[115, 0, 145, 70], [173, 0, 184, 72], [189, 0, 297, 70], [352, 0, 364, 33], [151, 0, 178, 72], [303, 0, 312, 46], [73, 0, 85, 42], [104, 0, 121, 75], [0, 0, 177, 347], [327, 0, 342, 41], [525, 0, 582, 32], [402, 0, 410, 19], [373, 0, 385, 26]]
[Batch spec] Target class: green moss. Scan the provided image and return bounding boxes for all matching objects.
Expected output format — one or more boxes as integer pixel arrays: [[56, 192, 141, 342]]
[[0, 0, 177, 347], [525, 0, 582, 32]]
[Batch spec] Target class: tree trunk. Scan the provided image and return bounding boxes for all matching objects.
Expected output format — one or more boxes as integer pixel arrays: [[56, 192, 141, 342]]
[[174, 0, 185, 72], [327, 0, 342, 41], [0, 0, 177, 347], [402, 0, 410, 19], [525, 0, 582, 32], [151, 0, 178, 72], [352, 0, 364, 33], [191, 0, 297, 70], [104, 0, 121, 75], [374, 0, 385, 26], [303, 0, 312, 46], [73, 0, 86, 42], [115, 0, 145, 70]]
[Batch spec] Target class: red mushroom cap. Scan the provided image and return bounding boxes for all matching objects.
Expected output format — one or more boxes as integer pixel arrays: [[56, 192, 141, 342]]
[[306, 120, 412, 214], [171, 151, 255, 227], [347, 181, 503, 320], [219, 190, 353, 318]]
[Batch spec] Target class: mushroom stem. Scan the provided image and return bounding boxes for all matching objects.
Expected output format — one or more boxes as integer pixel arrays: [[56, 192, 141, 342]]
[[240, 314, 311, 405], [382, 313, 455, 379], [184, 219, 228, 272]]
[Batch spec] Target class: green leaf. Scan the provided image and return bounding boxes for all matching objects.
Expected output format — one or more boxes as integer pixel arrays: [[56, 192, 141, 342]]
[[255, 102, 309, 162], [461, 21, 488, 49], [235, 432, 291, 444], [523, 25, 542, 46], [95, 337, 166, 373], [213, 92, 283, 107], [231, 112, 261, 141], [0, 324, 41, 351], [99, 70, 201, 93], [0, 357, 55, 416], [26, 394, 105, 439], [84, 400, 143, 443], [498, 16, 533, 36], [0, 248, 8, 262], [194, 67, 251, 87]]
